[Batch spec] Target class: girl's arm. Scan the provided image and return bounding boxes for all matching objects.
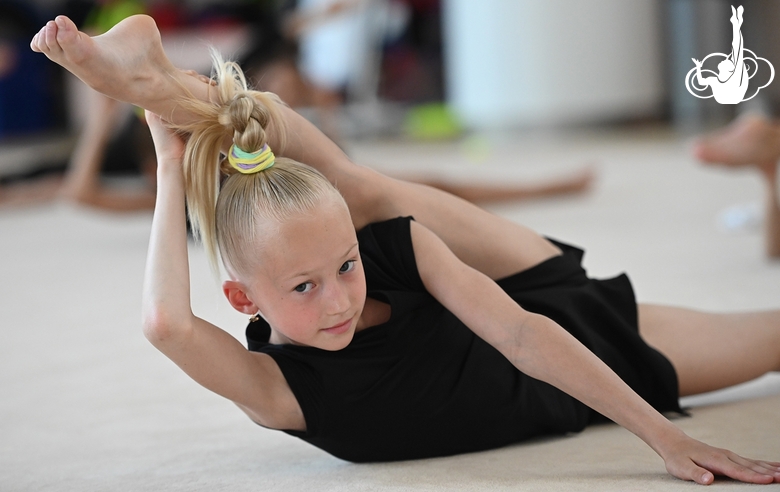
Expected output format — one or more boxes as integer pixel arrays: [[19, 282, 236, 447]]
[[181, 74, 560, 279], [261, 106, 562, 279], [184, 78, 557, 280], [409, 220, 780, 485], [141, 112, 304, 431]]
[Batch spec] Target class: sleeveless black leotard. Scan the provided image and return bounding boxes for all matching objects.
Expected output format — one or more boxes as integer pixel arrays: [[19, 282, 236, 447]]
[[246, 217, 681, 462]]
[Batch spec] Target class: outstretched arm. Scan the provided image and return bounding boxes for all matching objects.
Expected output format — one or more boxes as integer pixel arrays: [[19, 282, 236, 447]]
[[141, 111, 303, 431], [409, 219, 780, 485]]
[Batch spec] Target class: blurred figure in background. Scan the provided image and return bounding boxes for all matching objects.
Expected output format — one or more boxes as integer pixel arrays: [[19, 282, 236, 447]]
[[682, 2, 780, 259], [693, 113, 780, 258], [285, 0, 373, 141], [58, 0, 156, 210], [0, 0, 158, 209], [245, 0, 409, 143], [2, 2, 592, 208], [246, 0, 594, 203]]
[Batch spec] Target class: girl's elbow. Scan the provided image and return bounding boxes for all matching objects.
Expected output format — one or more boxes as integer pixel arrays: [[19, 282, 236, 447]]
[[141, 308, 187, 346], [141, 314, 170, 345]]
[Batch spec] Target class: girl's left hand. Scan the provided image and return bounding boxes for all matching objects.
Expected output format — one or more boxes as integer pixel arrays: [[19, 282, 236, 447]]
[[661, 433, 780, 485], [145, 110, 185, 165]]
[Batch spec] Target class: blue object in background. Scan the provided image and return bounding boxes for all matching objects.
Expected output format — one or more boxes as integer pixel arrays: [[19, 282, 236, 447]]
[[0, 40, 53, 137], [0, 0, 55, 138]]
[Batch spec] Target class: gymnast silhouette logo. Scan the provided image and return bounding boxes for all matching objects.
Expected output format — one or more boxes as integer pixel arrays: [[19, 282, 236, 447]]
[[685, 5, 774, 104]]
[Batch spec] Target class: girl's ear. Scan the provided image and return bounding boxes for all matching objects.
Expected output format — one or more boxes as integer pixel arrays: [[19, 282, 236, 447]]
[[223, 280, 258, 315]]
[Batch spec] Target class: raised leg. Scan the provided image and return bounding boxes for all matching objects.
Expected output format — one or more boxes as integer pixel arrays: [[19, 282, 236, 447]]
[[638, 304, 780, 396], [729, 5, 743, 65], [30, 15, 210, 124], [29, 14, 563, 278]]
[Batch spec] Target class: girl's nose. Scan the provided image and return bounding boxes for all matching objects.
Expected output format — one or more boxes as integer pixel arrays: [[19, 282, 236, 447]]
[[324, 281, 350, 315]]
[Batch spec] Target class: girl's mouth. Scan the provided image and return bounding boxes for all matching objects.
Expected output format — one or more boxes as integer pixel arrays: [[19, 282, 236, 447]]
[[322, 317, 352, 335]]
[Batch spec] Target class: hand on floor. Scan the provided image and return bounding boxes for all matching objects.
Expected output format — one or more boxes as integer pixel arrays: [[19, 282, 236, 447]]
[[661, 434, 780, 485]]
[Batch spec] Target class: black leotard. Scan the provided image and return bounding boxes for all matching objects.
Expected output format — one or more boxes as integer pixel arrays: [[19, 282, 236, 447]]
[[247, 217, 681, 462]]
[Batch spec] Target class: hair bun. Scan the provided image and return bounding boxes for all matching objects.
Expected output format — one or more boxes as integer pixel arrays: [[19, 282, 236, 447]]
[[226, 93, 269, 153]]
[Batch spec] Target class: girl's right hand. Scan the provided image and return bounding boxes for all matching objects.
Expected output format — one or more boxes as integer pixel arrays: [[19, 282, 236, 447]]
[[145, 110, 185, 165], [659, 432, 780, 485]]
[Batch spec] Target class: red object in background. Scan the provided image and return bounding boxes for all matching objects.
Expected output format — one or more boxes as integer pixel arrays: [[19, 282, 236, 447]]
[[147, 2, 187, 31], [407, 0, 439, 14]]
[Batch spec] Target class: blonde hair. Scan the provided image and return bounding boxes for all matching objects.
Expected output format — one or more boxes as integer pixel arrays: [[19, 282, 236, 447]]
[[170, 52, 345, 276]]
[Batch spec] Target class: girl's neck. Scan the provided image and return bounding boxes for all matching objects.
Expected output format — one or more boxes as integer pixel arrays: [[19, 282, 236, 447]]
[[356, 297, 391, 331]]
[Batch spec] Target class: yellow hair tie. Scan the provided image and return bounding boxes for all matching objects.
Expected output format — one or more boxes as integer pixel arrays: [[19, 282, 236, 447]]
[[228, 143, 275, 174]]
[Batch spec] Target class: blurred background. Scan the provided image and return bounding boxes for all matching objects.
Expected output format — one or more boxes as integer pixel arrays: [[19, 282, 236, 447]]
[[2, 0, 779, 170], [3, 5, 780, 489]]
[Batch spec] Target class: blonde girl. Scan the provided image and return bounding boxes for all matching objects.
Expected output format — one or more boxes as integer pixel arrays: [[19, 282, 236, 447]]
[[33, 14, 780, 485]]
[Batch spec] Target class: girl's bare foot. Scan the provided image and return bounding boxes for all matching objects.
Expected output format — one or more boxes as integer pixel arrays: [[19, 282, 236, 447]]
[[29, 15, 190, 118], [692, 114, 780, 170]]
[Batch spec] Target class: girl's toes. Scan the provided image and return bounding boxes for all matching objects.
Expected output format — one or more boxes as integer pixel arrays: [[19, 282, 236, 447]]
[[43, 22, 62, 54], [53, 16, 79, 48], [40, 24, 52, 52], [30, 31, 41, 52]]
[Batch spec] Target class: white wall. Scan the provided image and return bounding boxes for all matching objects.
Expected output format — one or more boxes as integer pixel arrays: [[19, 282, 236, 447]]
[[443, 0, 664, 128]]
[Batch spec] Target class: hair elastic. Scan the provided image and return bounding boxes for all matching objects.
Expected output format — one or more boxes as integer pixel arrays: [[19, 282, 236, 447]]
[[227, 143, 275, 174]]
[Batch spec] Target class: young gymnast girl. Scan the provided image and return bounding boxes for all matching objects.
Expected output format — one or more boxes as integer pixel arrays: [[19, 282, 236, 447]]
[[31, 14, 780, 485]]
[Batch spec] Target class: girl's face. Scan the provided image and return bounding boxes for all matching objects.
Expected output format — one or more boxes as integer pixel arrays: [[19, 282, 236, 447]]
[[241, 199, 366, 351]]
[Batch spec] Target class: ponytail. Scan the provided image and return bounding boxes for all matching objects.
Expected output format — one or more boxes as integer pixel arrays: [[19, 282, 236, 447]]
[[169, 51, 342, 277]]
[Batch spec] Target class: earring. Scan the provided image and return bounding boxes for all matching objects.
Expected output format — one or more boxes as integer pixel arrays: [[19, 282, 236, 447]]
[[249, 313, 260, 323]]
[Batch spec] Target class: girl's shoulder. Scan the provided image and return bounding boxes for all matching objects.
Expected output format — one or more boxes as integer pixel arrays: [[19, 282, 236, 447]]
[[356, 215, 413, 236]]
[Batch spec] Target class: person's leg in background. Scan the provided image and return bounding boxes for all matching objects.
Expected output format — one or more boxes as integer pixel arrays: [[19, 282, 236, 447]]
[[693, 114, 780, 257]]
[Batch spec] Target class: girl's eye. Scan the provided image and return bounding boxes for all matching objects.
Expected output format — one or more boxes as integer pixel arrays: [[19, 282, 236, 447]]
[[294, 282, 313, 293], [340, 260, 356, 274]]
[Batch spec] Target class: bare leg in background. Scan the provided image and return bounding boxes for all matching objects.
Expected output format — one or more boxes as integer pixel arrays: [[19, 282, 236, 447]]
[[693, 114, 780, 257]]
